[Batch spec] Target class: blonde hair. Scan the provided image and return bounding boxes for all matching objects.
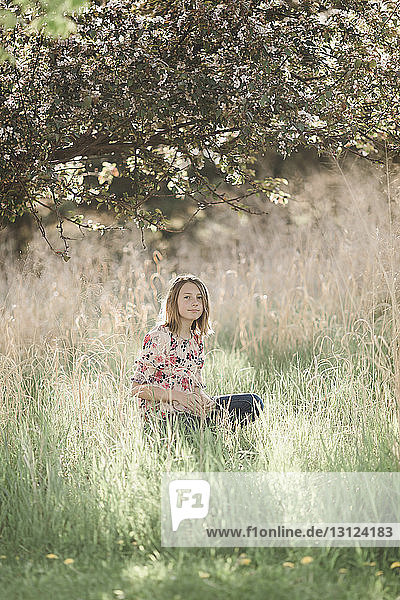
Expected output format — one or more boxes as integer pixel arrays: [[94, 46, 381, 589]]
[[161, 274, 213, 338]]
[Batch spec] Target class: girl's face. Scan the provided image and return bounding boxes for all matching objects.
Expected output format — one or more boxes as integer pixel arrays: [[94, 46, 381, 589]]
[[177, 282, 204, 321]]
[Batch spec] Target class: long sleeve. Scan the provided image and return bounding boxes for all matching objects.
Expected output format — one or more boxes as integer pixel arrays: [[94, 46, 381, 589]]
[[131, 328, 170, 387], [196, 368, 206, 390], [193, 334, 206, 389]]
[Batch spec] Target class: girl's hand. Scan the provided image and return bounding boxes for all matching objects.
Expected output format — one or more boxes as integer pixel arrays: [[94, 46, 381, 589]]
[[172, 388, 215, 417], [172, 389, 206, 416], [198, 389, 216, 411], [194, 386, 216, 416]]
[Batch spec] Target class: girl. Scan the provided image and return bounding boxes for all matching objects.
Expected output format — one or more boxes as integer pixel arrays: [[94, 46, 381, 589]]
[[131, 274, 264, 426]]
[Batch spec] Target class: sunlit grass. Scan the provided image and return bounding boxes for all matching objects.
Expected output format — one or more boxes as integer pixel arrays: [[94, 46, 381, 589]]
[[1, 174, 400, 598]]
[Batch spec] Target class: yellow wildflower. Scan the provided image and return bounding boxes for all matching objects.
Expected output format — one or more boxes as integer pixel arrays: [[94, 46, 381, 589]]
[[283, 561, 295, 568], [198, 571, 210, 578], [238, 557, 252, 566], [63, 558, 74, 565], [45, 554, 58, 559], [300, 556, 314, 565], [375, 570, 384, 576], [390, 561, 400, 569], [363, 561, 376, 566]]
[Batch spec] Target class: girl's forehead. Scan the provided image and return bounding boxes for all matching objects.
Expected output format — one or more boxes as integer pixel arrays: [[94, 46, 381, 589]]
[[178, 282, 202, 295]]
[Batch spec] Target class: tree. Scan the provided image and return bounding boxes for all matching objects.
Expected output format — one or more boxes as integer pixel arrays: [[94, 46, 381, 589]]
[[1, 0, 400, 258], [0, 0, 89, 63]]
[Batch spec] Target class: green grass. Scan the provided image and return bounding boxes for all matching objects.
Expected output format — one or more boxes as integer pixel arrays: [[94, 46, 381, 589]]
[[1, 336, 400, 600], [0, 550, 399, 600]]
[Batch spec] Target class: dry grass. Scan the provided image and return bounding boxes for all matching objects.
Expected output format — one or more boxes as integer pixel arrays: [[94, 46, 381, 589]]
[[1, 157, 399, 378], [1, 158, 400, 599]]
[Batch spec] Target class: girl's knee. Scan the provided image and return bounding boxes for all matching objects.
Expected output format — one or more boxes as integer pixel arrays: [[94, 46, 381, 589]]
[[251, 394, 264, 411]]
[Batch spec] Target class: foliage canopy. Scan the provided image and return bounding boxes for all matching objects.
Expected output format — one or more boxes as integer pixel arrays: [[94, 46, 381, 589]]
[[1, 0, 400, 256]]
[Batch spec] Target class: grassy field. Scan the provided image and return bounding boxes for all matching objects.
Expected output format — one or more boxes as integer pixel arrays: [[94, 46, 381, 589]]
[[1, 338, 400, 600], [1, 169, 400, 599]]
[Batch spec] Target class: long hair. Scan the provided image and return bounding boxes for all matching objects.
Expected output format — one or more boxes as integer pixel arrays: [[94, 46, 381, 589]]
[[160, 274, 213, 338]]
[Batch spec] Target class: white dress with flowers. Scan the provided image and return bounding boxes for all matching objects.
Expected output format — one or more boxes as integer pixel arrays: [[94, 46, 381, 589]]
[[131, 324, 206, 414]]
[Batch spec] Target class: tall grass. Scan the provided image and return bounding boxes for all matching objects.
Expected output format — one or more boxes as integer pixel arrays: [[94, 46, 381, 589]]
[[1, 159, 400, 598]]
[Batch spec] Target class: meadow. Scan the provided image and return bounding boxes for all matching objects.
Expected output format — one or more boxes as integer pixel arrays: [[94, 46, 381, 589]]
[[1, 160, 400, 599]]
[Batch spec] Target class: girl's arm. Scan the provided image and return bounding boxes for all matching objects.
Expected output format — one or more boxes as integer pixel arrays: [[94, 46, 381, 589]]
[[131, 383, 213, 416]]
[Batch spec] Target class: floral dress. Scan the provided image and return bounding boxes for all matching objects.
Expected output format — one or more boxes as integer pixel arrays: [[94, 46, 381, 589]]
[[131, 323, 206, 415]]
